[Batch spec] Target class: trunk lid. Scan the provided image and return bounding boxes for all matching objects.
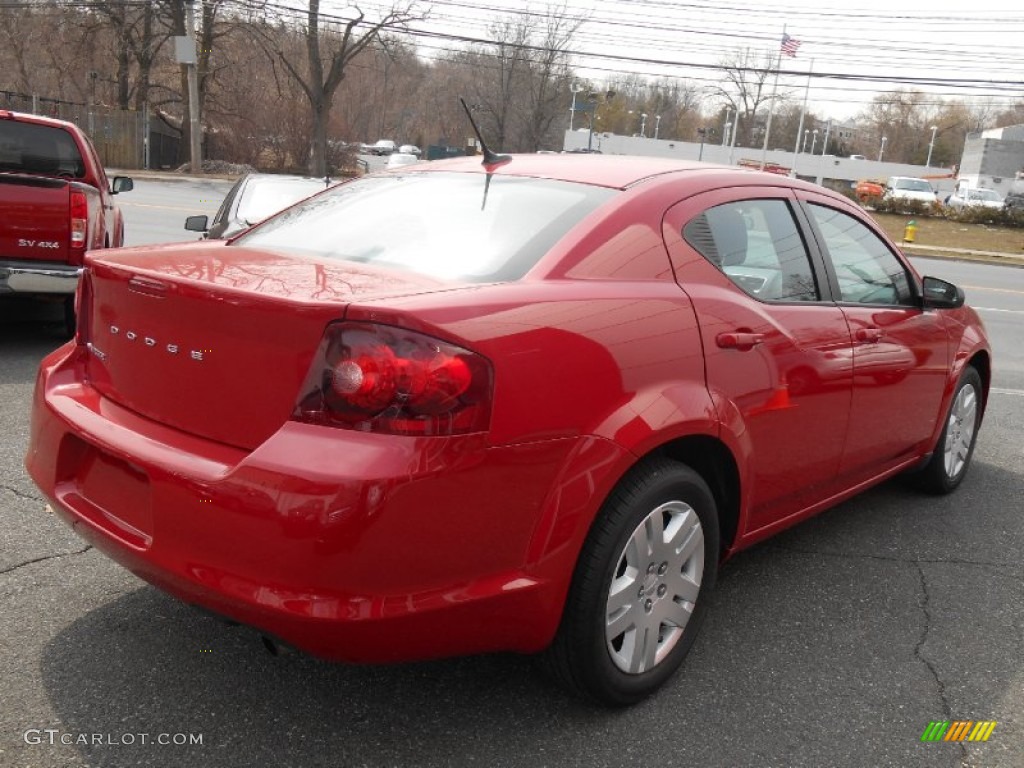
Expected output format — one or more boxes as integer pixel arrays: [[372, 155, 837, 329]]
[[0, 174, 72, 263], [83, 242, 454, 450]]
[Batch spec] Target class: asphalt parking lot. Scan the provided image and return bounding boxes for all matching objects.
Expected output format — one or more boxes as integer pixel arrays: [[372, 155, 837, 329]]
[[0, 182, 1021, 767]]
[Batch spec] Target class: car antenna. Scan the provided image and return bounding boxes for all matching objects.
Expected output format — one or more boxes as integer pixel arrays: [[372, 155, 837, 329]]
[[459, 97, 511, 168]]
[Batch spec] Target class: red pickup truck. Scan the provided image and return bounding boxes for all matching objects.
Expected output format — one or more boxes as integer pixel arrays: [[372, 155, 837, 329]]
[[0, 110, 133, 334]]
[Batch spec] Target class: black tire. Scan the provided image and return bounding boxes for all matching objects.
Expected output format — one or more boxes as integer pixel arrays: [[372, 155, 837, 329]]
[[912, 366, 983, 494], [541, 457, 719, 706], [62, 296, 77, 339]]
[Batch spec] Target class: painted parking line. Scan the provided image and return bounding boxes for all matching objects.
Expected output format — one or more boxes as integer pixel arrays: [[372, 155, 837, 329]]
[[991, 388, 1024, 397]]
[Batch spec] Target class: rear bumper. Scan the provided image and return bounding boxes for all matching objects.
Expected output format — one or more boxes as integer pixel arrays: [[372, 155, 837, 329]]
[[26, 344, 589, 662], [0, 259, 80, 295]]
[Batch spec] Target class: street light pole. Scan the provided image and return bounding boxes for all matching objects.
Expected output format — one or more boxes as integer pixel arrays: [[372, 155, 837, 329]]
[[697, 128, 707, 161], [640, 113, 648, 137], [654, 114, 662, 139], [926, 125, 938, 167], [722, 108, 732, 145], [801, 129, 809, 153], [569, 83, 583, 131], [809, 129, 819, 155], [878, 135, 887, 162]]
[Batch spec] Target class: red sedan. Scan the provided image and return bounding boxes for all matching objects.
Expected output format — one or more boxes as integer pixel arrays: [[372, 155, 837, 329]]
[[26, 156, 990, 705]]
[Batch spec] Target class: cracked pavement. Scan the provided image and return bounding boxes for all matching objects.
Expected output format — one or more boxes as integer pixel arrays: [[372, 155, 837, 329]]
[[1, 252, 1022, 767]]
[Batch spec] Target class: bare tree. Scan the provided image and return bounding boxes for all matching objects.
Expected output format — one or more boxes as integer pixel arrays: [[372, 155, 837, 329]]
[[469, 16, 531, 152], [519, 5, 585, 151], [710, 48, 777, 147], [260, 1, 424, 176], [855, 89, 930, 164]]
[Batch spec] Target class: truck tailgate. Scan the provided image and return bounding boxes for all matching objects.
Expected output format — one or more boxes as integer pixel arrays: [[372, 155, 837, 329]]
[[0, 174, 72, 263]]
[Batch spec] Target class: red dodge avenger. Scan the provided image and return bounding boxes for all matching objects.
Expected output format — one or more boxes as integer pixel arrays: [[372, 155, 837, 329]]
[[26, 155, 989, 705]]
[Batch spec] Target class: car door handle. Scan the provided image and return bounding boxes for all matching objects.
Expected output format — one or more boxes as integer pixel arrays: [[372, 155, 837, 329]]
[[716, 332, 765, 350], [855, 327, 884, 343]]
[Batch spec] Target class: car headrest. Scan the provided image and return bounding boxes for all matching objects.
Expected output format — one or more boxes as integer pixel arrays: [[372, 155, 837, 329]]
[[705, 206, 748, 267]]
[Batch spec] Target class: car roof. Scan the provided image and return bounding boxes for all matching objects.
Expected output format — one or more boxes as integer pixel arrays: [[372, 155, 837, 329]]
[[0, 109, 77, 131], [406, 154, 804, 191]]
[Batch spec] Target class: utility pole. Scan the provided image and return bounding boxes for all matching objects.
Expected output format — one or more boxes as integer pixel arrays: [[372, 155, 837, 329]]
[[184, 0, 202, 173]]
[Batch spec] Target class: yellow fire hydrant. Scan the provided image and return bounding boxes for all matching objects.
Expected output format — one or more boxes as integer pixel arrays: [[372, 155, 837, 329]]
[[903, 220, 918, 243]]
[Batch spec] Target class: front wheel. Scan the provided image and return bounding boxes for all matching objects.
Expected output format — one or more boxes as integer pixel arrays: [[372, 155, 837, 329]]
[[912, 366, 983, 494], [541, 458, 719, 706]]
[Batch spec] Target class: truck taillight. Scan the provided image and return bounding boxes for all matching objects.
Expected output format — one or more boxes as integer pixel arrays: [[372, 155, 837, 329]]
[[70, 190, 87, 248], [293, 323, 493, 436]]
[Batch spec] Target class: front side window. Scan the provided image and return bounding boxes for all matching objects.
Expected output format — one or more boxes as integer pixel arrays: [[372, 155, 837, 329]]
[[683, 199, 819, 302], [807, 203, 914, 305], [235, 173, 616, 283]]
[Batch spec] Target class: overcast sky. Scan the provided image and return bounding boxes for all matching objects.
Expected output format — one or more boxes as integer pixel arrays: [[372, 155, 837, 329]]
[[390, 0, 1024, 122]]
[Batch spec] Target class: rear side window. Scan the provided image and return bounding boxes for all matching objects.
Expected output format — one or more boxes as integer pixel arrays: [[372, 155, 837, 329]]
[[235, 173, 616, 282], [683, 199, 820, 302], [0, 120, 86, 177]]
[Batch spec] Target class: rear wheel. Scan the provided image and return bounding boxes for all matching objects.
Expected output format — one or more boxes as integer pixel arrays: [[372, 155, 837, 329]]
[[912, 366, 982, 494], [542, 458, 718, 705]]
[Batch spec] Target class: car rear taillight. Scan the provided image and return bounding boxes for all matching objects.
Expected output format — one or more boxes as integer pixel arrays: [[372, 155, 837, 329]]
[[293, 322, 493, 436], [70, 189, 88, 248]]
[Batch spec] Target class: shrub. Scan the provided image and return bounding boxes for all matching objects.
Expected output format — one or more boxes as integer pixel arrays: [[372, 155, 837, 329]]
[[941, 205, 1024, 228], [871, 197, 941, 217]]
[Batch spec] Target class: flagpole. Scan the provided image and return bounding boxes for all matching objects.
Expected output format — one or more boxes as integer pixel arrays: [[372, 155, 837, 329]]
[[759, 26, 785, 170], [791, 57, 813, 177]]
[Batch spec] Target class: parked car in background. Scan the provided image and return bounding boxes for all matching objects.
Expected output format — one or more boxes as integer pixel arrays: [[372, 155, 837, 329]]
[[0, 109, 133, 336], [398, 144, 421, 156], [385, 152, 420, 170], [945, 187, 1005, 212], [184, 173, 335, 239], [884, 176, 939, 205], [854, 178, 884, 203], [363, 139, 397, 156], [1004, 178, 1024, 212], [29, 156, 990, 706]]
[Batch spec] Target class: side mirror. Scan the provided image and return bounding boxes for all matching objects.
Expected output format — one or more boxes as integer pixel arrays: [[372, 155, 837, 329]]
[[921, 275, 965, 309], [184, 215, 209, 233], [111, 176, 133, 194]]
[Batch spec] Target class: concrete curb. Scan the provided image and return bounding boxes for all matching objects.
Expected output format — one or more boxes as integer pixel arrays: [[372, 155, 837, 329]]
[[902, 244, 1024, 268], [109, 169, 243, 183]]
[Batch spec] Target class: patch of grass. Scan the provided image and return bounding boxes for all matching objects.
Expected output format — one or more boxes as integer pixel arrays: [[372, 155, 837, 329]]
[[869, 212, 1024, 254]]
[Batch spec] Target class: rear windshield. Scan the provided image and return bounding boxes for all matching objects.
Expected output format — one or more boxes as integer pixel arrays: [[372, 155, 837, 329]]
[[233, 172, 617, 282], [0, 120, 86, 178], [237, 178, 331, 225]]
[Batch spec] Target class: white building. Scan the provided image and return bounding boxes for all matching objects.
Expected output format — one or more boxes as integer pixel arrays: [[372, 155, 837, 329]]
[[957, 124, 1024, 198]]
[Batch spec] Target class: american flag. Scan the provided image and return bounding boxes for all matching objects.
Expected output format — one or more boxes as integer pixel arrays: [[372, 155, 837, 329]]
[[780, 33, 801, 57]]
